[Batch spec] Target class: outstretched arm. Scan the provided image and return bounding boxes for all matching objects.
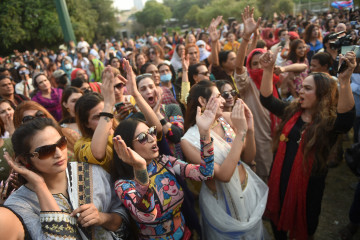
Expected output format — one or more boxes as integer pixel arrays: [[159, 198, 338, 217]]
[[209, 16, 223, 66], [337, 52, 356, 113], [235, 6, 261, 74]]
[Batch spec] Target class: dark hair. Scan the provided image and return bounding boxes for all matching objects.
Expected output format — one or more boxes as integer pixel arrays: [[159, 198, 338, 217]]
[[188, 63, 206, 86], [60, 87, 83, 124], [75, 92, 104, 138], [112, 119, 146, 180], [215, 80, 235, 93], [56, 75, 68, 87], [12, 118, 61, 158], [304, 24, 319, 43], [273, 72, 338, 171], [218, 51, 232, 68], [157, 62, 176, 83], [71, 78, 86, 88], [0, 117, 5, 136], [287, 39, 306, 63], [184, 80, 215, 131], [311, 52, 332, 69], [140, 62, 152, 74], [0, 75, 11, 83], [256, 40, 267, 49], [278, 29, 287, 37], [325, 19, 334, 32], [32, 73, 47, 89]]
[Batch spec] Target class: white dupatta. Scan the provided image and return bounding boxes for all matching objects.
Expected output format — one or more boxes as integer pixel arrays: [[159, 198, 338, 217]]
[[182, 124, 269, 240]]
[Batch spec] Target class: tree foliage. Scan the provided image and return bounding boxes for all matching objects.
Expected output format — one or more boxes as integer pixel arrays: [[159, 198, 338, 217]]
[[135, 0, 172, 30], [196, 0, 259, 27], [0, 0, 118, 55]]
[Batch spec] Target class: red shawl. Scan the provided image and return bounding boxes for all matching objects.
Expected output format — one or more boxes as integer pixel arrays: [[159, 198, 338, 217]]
[[246, 48, 280, 135], [266, 111, 315, 240]]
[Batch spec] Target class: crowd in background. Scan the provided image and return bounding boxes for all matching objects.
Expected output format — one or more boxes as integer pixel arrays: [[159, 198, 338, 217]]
[[0, 6, 359, 240]]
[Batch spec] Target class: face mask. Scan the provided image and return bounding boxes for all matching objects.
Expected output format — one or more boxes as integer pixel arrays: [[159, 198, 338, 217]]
[[14, 62, 20, 67], [160, 73, 172, 82], [60, 52, 66, 57], [64, 63, 72, 70], [280, 37, 286, 42], [19, 69, 30, 75]]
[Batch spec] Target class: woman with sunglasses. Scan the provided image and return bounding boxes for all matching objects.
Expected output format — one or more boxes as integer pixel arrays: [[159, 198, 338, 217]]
[[215, 80, 238, 112], [74, 62, 162, 173], [3, 118, 130, 239], [112, 94, 217, 240], [181, 80, 267, 239], [31, 72, 63, 121], [134, 73, 184, 160], [14, 100, 79, 162]]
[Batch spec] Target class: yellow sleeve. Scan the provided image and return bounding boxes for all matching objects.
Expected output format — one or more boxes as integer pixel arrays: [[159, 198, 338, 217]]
[[180, 81, 190, 106], [74, 136, 113, 173]]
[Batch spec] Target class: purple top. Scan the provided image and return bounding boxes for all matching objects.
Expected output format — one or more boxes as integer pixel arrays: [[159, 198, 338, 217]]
[[32, 88, 63, 121]]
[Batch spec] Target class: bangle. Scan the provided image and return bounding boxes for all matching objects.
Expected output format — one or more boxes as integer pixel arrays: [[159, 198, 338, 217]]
[[99, 112, 114, 119], [242, 37, 250, 42], [160, 118, 167, 126]]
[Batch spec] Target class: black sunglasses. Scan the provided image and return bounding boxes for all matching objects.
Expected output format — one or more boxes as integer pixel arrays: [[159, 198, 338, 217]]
[[133, 126, 157, 144], [221, 90, 237, 99], [22, 111, 46, 123], [26, 136, 67, 160]]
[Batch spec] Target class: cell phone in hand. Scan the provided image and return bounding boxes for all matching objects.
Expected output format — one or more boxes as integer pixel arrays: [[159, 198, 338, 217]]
[[115, 102, 125, 111]]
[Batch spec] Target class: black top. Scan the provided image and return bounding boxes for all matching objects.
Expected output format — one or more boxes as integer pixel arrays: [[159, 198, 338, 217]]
[[260, 93, 355, 233]]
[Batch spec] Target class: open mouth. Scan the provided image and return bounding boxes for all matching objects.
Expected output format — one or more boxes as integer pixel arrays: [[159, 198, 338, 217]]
[[147, 96, 155, 105], [151, 144, 158, 152], [299, 97, 304, 104]]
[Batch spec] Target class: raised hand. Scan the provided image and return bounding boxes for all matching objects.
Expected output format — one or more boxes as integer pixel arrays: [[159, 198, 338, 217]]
[[123, 59, 138, 96], [231, 99, 248, 134], [196, 96, 219, 133], [242, 6, 261, 38], [259, 48, 280, 70], [101, 66, 116, 107], [4, 152, 45, 190], [243, 102, 254, 131], [338, 51, 357, 82], [153, 87, 163, 113], [181, 52, 189, 72], [209, 16, 223, 42], [113, 135, 147, 169]]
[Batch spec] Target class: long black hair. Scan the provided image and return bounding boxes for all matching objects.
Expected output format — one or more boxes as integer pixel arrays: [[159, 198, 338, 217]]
[[184, 80, 215, 131], [112, 118, 146, 180]]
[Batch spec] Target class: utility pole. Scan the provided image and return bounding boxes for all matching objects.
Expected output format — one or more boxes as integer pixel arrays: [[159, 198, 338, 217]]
[[54, 0, 76, 44]]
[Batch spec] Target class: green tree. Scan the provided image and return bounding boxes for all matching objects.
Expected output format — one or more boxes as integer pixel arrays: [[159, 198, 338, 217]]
[[0, 0, 119, 55], [196, 0, 259, 27], [135, 0, 172, 30], [184, 5, 201, 26], [257, 0, 294, 18], [89, 0, 118, 41]]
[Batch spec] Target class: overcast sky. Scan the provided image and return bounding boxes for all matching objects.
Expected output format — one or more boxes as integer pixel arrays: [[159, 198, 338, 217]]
[[113, 0, 163, 10]]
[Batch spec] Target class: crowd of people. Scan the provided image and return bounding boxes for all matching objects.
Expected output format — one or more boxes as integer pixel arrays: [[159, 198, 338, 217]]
[[0, 5, 359, 240]]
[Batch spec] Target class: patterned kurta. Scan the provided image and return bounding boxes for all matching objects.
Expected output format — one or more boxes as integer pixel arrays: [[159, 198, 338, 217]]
[[115, 139, 214, 240]]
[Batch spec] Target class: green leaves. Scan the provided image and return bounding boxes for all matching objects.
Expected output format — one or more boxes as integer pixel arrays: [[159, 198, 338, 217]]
[[135, 0, 172, 30], [0, 0, 118, 55]]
